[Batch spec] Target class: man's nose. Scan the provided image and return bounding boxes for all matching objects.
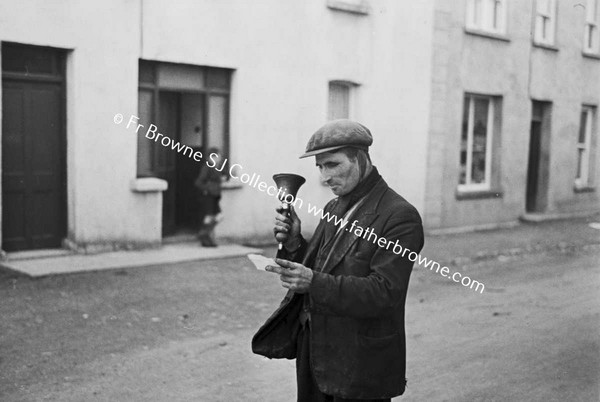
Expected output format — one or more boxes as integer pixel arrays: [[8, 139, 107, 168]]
[[319, 170, 331, 183]]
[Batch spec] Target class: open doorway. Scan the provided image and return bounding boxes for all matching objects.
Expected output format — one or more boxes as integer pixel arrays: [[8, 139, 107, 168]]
[[136, 61, 231, 237], [526, 101, 552, 213], [154, 92, 205, 235]]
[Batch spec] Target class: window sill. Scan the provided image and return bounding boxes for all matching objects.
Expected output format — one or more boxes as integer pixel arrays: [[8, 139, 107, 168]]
[[533, 41, 559, 51], [573, 184, 595, 193], [326, 0, 370, 15], [455, 189, 503, 200], [582, 51, 600, 60], [130, 177, 168, 193], [464, 28, 510, 42]]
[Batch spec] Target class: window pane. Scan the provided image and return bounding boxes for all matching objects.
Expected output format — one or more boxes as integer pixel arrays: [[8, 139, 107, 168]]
[[139, 60, 155, 84], [206, 68, 231, 89], [587, 0, 597, 22], [471, 98, 489, 184], [328, 83, 350, 120], [474, 0, 482, 26], [2, 44, 57, 74], [587, 25, 597, 51], [157, 64, 204, 90], [180, 94, 204, 148], [578, 111, 587, 144], [576, 149, 584, 179], [137, 90, 154, 177], [208, 95, 227, 154], [493, 1, 499, 29], [459, 97, 470, 185]]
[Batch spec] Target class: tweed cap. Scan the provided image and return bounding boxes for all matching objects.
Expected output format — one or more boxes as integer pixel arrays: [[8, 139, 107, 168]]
[[299, 119, 373, 159]]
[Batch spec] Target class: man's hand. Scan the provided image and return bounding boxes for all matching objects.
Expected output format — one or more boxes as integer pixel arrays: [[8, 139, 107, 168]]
[[273, 205, 302, 250], [266, 258, 313, 294]]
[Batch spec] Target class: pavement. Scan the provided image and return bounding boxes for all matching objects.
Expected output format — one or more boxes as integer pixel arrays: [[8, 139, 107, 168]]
[[0, 244, 260, 277], [1, 213, 598, 278]]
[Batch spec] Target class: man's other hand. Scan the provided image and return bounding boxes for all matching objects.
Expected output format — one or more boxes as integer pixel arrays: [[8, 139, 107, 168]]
[[266, 258, 313, 293], [273, 205, 302, 250]]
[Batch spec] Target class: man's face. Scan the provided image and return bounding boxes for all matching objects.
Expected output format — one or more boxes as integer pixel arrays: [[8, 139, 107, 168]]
[[315, 151, 361, 196]]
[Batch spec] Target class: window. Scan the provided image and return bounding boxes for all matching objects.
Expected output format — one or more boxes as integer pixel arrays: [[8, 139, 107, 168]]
[[466, 0, 507, 35], [137, 61, 232, 178], [459, 94, 498, 191], [576, 106, 596, 188], [328, 81, 357, 120], [584, 0, 600, 54], [534, 0, 557, 46]]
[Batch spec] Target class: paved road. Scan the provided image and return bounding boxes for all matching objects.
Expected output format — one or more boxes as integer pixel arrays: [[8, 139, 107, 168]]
[[0, 247, 598, 401]]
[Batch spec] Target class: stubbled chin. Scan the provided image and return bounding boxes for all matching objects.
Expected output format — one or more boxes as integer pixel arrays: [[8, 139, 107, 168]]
[[330, 188, 347, 196]]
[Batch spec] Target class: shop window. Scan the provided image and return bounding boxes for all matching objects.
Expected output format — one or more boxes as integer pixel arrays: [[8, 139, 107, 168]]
[[458, 94, 502, 192]]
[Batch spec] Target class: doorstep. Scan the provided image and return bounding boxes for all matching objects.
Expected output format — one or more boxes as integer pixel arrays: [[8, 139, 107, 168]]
[[0, 243, 262, 278]]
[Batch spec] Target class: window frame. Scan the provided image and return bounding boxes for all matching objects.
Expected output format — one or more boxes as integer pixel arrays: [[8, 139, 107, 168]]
[[584, 0, 600, 54], [458, 94, 496, 192], [465, 0, 508, 36], [575, 106, 596, 189], [136, 60, 232, 179], [533, 0, 557, 47], [328, 80, 358, 121]]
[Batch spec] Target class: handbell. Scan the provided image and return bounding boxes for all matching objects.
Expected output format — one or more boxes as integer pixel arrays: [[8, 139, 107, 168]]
[[273, 173, 306, 250]]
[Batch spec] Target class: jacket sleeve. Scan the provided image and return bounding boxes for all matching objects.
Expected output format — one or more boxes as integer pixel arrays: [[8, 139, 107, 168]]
[[275, 198, 334, 263], [276, 234, 308, 263], [307, 213, 424, 319]]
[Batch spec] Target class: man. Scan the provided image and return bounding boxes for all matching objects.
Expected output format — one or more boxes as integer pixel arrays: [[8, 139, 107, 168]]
[[252, 119, 424, 401]]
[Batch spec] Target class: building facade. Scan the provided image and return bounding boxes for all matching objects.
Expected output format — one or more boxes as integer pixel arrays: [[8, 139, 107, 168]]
[[425, 0, 600, 231], [0, 0, 597, 253]]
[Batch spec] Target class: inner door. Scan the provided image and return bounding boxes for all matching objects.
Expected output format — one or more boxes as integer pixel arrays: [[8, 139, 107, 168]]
[[175, 93, 204, 229], [156, 91, 179, 235]]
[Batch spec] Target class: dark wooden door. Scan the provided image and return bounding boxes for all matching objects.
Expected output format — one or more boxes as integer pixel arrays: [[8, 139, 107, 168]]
[[156, 92, 179, 235], [2, 80, 66, 251]]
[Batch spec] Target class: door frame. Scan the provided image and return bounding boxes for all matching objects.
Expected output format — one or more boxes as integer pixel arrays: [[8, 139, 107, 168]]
[[526, 100, 552, 213], [1, 42, 67, 251]]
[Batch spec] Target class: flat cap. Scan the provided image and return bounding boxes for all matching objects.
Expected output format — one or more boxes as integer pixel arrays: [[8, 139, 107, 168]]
[[299, 119, 373, 158]]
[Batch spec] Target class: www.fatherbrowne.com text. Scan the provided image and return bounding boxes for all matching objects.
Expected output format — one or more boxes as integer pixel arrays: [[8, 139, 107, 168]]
[[114, 113, 485, 293]]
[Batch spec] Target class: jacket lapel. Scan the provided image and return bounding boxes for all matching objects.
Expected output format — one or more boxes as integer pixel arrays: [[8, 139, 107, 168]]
[[302, 215, 326, 267], [320, 178, 388, 275]]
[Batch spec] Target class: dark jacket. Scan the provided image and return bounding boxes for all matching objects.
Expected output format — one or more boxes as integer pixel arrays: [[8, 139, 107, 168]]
[[194, 164, 222, 197], [252, 177, 424, 399]]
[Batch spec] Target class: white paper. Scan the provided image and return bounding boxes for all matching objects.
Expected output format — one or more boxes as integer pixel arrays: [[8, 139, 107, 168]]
[[247, 254, 277, 271]]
